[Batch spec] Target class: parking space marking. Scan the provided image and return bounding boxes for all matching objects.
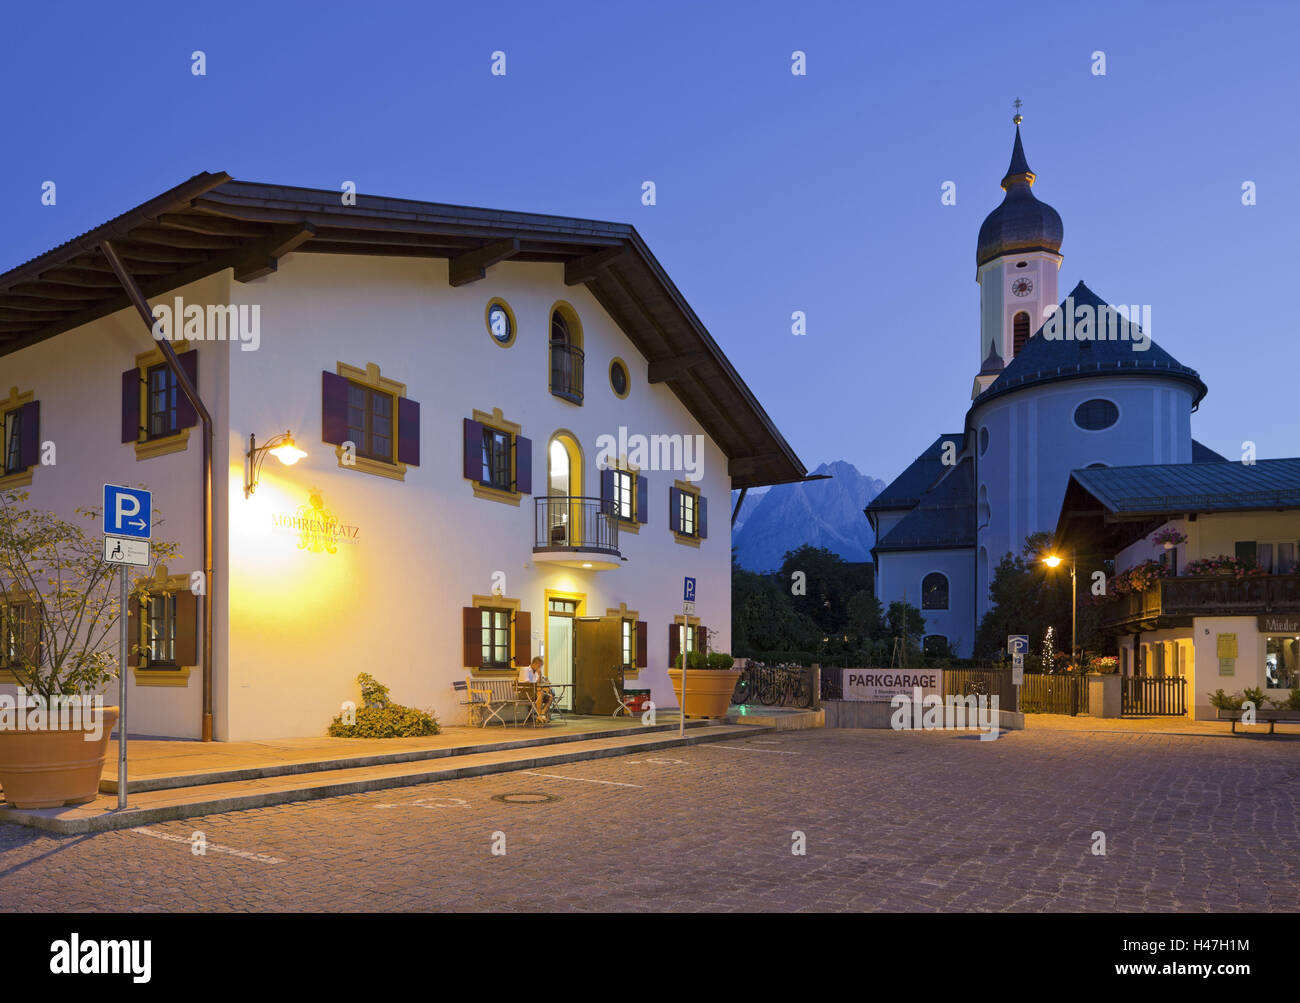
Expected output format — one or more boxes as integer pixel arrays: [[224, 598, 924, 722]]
[[520, 771, 643, 788], [131, 826, 285, 865]]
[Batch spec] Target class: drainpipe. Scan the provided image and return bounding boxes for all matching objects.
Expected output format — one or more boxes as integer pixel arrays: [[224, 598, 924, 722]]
[[100, 240, 216, 742]]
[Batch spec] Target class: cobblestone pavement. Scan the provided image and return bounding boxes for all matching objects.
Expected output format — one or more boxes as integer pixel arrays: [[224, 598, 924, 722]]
[[1, 727, 1296, 912]]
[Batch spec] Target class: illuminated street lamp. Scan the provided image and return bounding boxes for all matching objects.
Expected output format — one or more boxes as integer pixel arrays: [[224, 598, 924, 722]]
[[244, 430, 307, 496], [1043, 551, 1077, 668]]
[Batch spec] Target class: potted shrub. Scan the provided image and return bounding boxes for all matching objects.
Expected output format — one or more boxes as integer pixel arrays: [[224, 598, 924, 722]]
[[667, 649, 741, 719], [1151, 526, 1187, 550], [0, 489, 177, 808]]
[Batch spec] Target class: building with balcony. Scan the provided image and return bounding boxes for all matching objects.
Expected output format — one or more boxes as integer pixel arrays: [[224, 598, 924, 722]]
[[0, 173, 806, 740], [1053, 459, 1300, 719]]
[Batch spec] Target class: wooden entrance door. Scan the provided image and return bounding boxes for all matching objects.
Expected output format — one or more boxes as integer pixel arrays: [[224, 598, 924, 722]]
[[573, 616, 622, 715]]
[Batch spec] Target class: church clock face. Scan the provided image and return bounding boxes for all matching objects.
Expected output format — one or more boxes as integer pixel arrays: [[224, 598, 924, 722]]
[[1011, 277, 1034, 297]]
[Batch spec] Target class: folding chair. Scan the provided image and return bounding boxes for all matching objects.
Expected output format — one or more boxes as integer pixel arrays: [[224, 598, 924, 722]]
[[454, 679, 487, 727], [611, 677, 635, 718], [515, 682, 541, 727]]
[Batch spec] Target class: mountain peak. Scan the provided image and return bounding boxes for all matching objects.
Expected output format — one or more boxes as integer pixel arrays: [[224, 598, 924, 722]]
[[732, 460, 887, 570]]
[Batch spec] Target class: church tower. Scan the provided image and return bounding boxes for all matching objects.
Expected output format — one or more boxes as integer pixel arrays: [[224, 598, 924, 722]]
[[972, 115, 1063, 399]]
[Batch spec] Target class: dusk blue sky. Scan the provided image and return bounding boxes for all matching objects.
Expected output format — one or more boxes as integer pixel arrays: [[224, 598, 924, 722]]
[[3, 0, 1296, 481]]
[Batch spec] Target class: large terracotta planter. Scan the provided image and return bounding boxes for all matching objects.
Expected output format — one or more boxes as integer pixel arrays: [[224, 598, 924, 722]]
[[668, 668, 742, 719], [0, 707, 118, 809]]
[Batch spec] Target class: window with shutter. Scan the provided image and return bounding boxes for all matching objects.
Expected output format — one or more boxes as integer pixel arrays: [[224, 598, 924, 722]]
[[465, 407, 530, 506], [0, 388, 40, 488], [123, 345, 200, 460], [466, 594, 528, 672], [324, 362, 419, 481], [671, 480, 705, 546], [131, 575, 200, 685]]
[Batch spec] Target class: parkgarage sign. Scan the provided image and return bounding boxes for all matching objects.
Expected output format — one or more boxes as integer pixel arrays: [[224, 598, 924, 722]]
[[842, 668, 942, 703]]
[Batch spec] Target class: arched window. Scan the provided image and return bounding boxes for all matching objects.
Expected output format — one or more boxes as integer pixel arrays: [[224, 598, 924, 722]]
[[979, 426, 989, 456], [549, 307, 584, 404], [546, 432, 583, 546], [978, 484, 991, 525], [922, 572, 949, 610], [1012, 311, 1031, 355]]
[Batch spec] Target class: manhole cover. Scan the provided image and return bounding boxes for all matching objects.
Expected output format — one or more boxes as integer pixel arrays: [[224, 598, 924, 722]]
[[491, 791, 561, 805]]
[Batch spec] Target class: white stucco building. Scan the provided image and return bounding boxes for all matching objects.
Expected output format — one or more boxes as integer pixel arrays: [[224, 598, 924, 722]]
[[0, 173, 806, 741]]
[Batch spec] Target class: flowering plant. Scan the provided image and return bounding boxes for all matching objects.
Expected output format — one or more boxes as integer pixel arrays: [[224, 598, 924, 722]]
[[1151, 526, 1187, 547], [1088, 655, 1119, 674], [1183, 554, 1266, 580], [1111, 559, 1169, 595]]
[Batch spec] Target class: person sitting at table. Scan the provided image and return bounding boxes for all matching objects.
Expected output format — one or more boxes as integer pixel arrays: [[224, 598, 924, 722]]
[[520, 656, 554, 723]]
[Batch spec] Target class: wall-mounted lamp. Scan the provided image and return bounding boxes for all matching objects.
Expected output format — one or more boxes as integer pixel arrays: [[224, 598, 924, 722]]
[[245, 430, 307, 497]]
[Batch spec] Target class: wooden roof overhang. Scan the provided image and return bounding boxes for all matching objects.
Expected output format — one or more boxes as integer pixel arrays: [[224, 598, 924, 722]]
[[0, 173, 806, 489]]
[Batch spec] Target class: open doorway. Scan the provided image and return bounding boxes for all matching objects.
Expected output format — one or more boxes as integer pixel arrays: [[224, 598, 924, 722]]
[[544, 591, 584, 711]]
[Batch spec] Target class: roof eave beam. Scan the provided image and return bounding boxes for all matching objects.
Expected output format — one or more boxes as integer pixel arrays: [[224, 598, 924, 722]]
[[648, 352, 710, 384], [233, 222, 317, 282], [448, 237, 520, 287], [564, 245, 630, 286]]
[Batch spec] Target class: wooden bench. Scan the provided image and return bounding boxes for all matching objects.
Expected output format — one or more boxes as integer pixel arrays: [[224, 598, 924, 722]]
[[1217, 708, 1300, 735], [464, 675, 531, 727]]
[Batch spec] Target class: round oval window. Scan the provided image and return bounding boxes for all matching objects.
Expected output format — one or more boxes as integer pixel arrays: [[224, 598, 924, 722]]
[[979, 426, 989, 455], [610, 359, 629, 398], [487, 303, 512, 344], [1074, 399, 1119, 430]]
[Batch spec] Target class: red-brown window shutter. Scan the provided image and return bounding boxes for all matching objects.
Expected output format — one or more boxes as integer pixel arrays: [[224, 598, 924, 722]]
[[636, 475, 648, 524], [668, 623, 680, 667], [174, 590, 199, 666], [699, 625, 709, 653], [515, 436, 532, 494], [127, 598, 141, 668], [635, 621, 647, 669], [463, 419, 483, 481], [669, 487, 681, 533], [322, 371, 350, 446], [698, 497, 708, 539], [397, 396, 420, 466], [22, 602, 41, 669], [462, 607, 481, 667], [175, 350, 200, 429], [121, 368, 141, 443], [513, 610, 531, 666], [17, 401, 40, 469]]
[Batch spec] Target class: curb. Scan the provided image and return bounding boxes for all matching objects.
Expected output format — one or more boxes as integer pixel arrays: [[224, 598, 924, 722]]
[[0, 724, 773, 834]]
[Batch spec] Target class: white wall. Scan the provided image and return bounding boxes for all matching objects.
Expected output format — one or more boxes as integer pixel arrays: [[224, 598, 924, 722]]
[[0, 272, 233, 740], [222, 253, 734, 740]]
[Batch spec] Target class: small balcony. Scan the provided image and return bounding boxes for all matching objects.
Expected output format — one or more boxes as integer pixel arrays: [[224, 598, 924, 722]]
[[1103, 574, 1300, 630], [533, 496, 620, 570], [549, 342, 584, 404]]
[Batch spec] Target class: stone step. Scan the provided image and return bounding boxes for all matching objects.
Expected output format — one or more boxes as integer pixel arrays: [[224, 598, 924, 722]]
[[1, 723, 769, 834], [100, 718, 718, 795]]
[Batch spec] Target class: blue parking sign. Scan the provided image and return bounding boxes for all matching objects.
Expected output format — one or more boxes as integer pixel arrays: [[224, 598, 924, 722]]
[[1007, 634, 1029, 656], [683, 577, 697, 603], [104, 485, 152, 540]]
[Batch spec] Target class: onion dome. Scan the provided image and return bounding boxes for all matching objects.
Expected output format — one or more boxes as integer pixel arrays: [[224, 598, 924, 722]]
[[976, 125, 1063, 268]]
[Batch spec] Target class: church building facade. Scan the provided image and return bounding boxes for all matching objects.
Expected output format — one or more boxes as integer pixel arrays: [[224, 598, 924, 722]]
[[867, 121, 1224, 658]]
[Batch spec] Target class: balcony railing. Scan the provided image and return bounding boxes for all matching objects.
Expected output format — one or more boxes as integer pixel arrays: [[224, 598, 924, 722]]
[[1103, 574, 1300, 628], [549, 342, 584, 404], [534, 496, 618, 556]]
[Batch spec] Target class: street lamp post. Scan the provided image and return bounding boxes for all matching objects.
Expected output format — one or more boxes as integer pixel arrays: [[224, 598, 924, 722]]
[[1043, 552, 1077, 668]]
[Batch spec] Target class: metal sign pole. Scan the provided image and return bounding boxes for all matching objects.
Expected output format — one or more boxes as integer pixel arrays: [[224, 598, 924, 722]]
[[679, 611, 686, 737], [118, 564, 128, 810]]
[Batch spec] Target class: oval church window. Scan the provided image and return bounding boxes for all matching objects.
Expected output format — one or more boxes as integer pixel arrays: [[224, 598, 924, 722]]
[[979, 426, 989, 455], [1074, 399, 1119, 431]]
